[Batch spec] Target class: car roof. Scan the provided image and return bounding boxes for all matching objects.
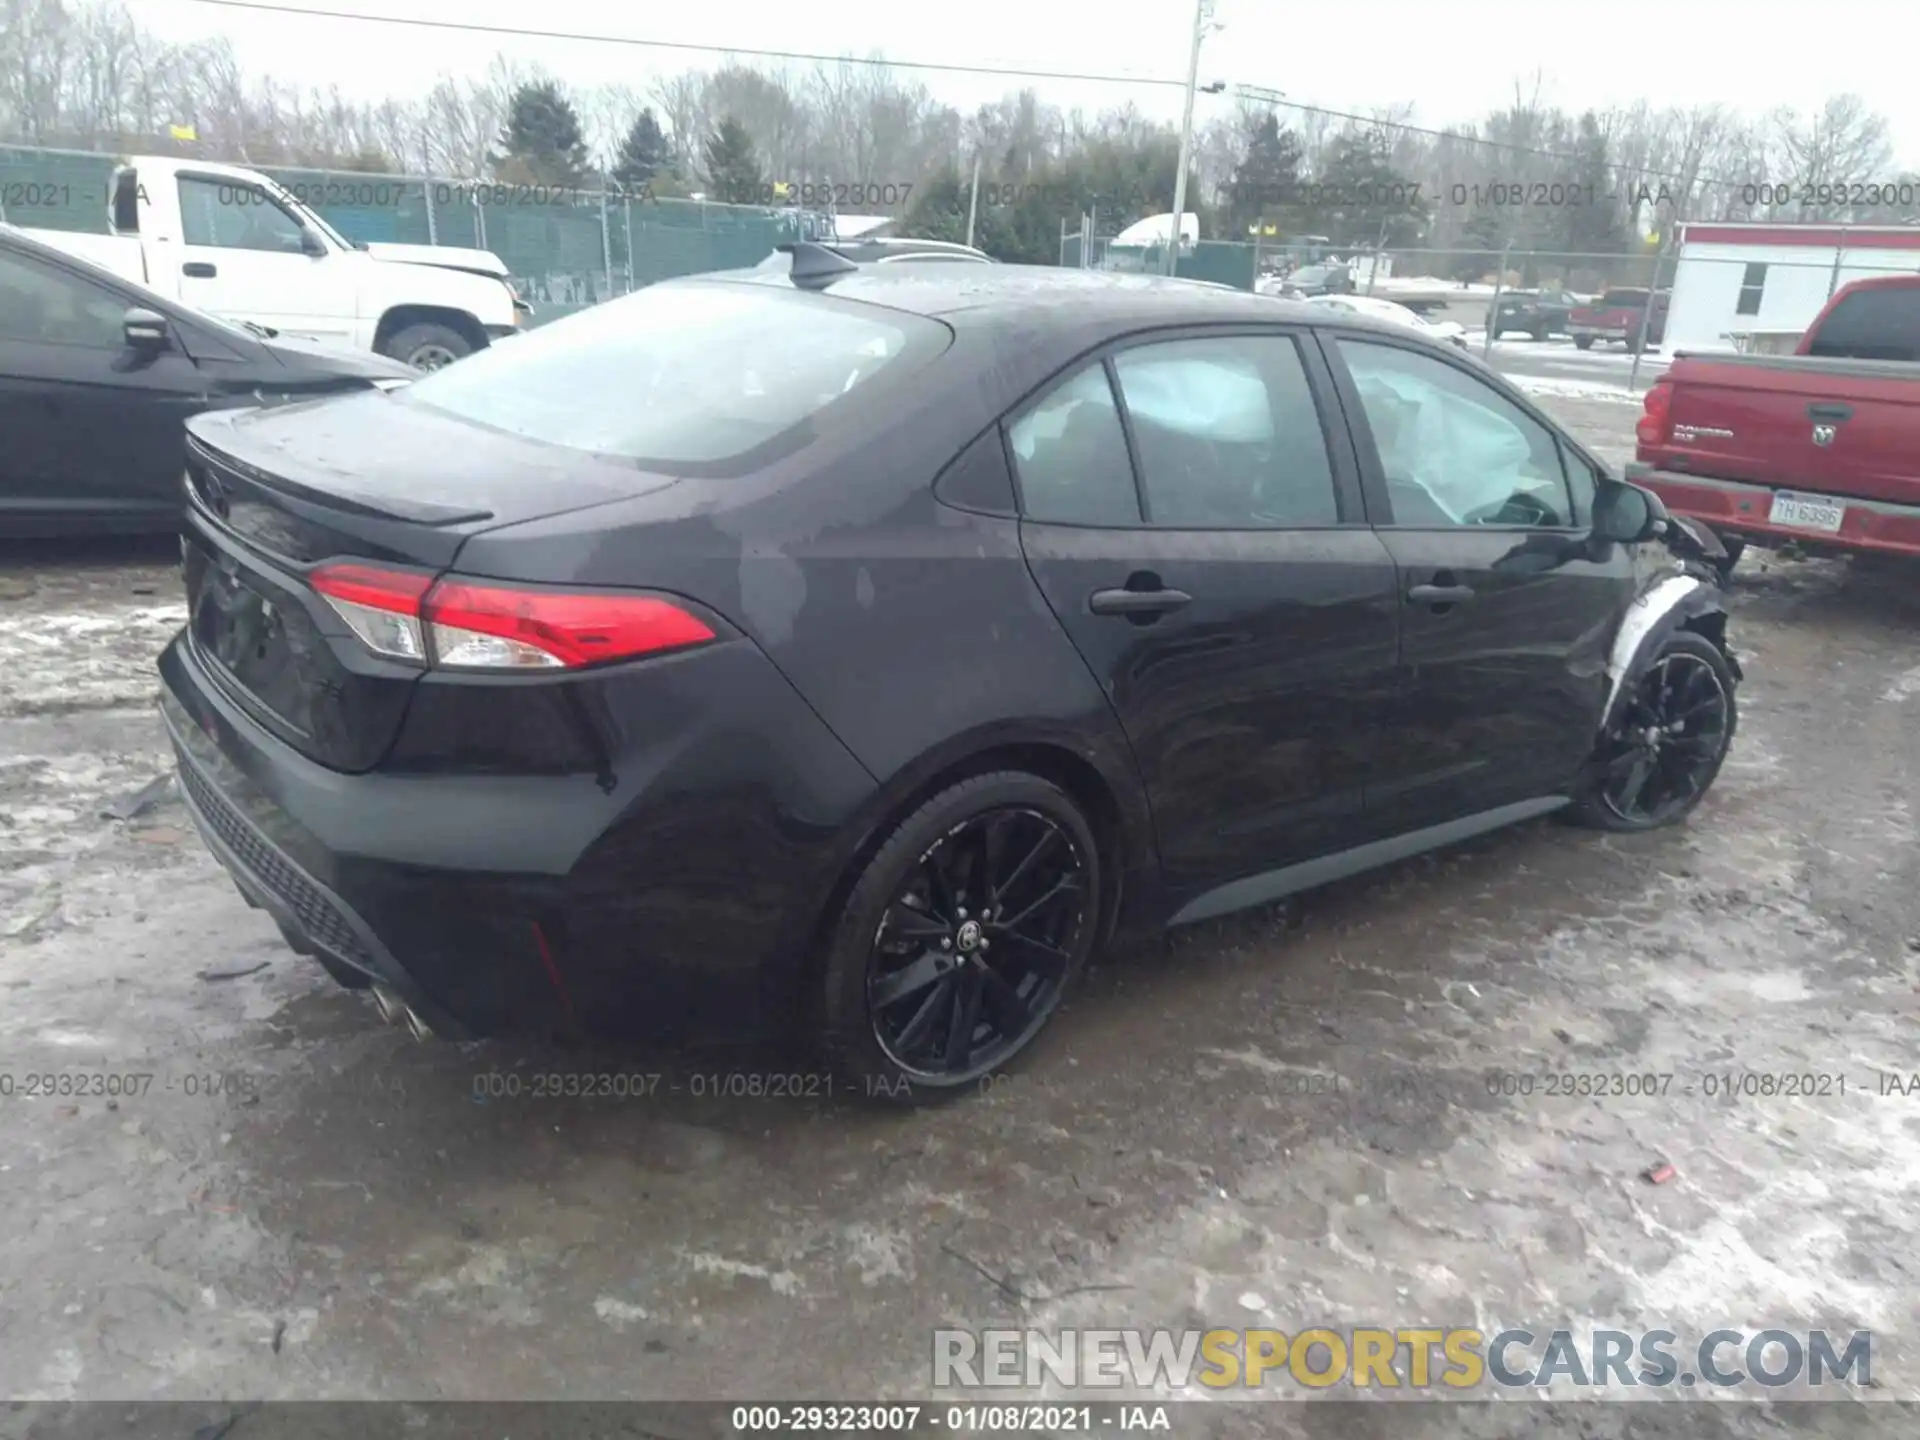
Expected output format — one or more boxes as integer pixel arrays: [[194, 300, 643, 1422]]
[[702, 260, 1313, 327], [1830, 273, 1920, 295], [685, 260, 1460, 382]]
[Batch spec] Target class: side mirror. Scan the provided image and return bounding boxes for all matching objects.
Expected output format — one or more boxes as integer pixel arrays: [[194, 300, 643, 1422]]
[[300, 228, 327, 257], [1591, 478, 1667, 544], [123, 307, 170, 354]]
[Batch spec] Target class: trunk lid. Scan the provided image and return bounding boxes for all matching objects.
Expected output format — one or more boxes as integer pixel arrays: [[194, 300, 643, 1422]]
[[180, 394, 677, 771], [1649, 355, 1920, 505]]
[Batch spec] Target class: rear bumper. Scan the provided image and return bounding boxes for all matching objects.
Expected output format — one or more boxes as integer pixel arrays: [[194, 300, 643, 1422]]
[[1627, 463, 1920, 558], [161, 669, 478, 1037], [158, 628, 877, 1043]]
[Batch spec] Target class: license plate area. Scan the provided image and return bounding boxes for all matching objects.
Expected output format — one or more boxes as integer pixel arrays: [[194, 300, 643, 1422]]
[[184, 539, 316, 735], [1768, 490, 1846, 534]]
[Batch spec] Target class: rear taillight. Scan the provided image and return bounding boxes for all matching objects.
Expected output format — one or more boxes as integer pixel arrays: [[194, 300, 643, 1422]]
[[1635, 380, 1673, 450], [310, 563, 433, 662], [309, 563, 716, 672]]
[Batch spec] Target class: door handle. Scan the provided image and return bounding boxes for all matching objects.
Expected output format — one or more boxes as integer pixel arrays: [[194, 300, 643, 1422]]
[[1089, 586, 1192, 618], [182, 262, 217, 278], [1807, 402, 1852, 422], [1407, 583, 1475, 605]]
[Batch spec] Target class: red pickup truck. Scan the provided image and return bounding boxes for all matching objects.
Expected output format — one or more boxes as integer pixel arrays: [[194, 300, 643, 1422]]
[[1569, 287, 1670, 351], [1626, 273, 1920, 572]]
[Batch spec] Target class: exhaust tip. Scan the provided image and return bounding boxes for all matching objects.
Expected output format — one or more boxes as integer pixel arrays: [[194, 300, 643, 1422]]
[[370, 984, 403, 1026], [371, 983, 435, 1041]]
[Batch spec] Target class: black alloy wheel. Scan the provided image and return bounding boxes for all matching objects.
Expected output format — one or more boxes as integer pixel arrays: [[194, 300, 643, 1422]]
[[1580, 632, 1737, 831], [817, 772, 1100, 1101]]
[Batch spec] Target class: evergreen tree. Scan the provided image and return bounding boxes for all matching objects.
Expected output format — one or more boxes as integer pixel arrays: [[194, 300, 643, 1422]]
[[613, 107, 670, 191], [1560, 112, 1631, 255], [491, 80, 590, 187], [1453, 206, 1507, 282], [1225, 111, 1304, 240], [1306, 131, 1428, 249], [701, 116, 763, 204]]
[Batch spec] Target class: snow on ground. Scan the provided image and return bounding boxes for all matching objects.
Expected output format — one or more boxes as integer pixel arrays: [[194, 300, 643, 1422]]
[[1504, 375, 1648, 405], [1371, 277, 1500, 296]]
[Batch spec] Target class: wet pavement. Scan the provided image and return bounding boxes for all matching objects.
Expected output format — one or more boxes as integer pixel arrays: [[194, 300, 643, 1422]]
[[2, 398, 1917, 1431]]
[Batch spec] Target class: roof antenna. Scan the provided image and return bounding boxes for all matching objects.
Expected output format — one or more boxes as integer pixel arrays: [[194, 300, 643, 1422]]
[[778, 240, 858, 289]]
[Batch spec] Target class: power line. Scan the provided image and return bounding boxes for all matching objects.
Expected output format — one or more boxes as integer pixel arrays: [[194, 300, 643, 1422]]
[[151, 0, 1200, 90], [146, 0, 1809, 198]]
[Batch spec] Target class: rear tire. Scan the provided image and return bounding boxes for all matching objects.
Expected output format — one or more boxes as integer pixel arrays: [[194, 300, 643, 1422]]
[[816, 772, 1102, 1106], [381, 322, 472, 371], [1573, 335, 1594, 350], [1571, 631, 1737, 833]]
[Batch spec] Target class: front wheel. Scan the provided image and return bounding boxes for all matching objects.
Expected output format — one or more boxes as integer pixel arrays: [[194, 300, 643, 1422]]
[[381, 321, 473, 371], [816, 772, 1102, 1104], [1571, 631, 1738, 833]]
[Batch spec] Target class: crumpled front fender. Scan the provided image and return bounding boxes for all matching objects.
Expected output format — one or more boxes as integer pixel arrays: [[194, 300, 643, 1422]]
[[1600, 573, 1742, 736]]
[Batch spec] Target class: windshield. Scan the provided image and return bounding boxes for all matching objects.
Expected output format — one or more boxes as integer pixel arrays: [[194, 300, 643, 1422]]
[[400, 280, 947, 469], [1291, 267, 1332, 284]]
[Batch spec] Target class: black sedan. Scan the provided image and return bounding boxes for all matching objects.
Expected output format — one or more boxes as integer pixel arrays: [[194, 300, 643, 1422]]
[[1488, 288, 1582, 340], [157, 244, 1742, 1102], [0, 224, 413, 537]]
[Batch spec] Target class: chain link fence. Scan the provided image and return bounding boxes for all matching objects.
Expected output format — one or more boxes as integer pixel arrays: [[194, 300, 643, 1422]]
[[1, 144, 837, 325]]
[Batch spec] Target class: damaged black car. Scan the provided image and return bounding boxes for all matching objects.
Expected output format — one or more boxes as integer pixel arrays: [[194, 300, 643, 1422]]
[[157, 248, 1741, 1102]]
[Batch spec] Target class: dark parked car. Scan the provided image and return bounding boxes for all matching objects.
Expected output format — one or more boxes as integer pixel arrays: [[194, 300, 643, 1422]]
[[1488, 288, 1582, 340], [158, 244, 1742, 1102], [0, 224, 415, 537], [1281, 263, 1355, 298]]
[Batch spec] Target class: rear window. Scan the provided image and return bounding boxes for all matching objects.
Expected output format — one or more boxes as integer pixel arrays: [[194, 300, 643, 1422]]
[[400, 282, 946, 469], [1806, 286, 1920, 362], [1599, 290, 1649, 308]]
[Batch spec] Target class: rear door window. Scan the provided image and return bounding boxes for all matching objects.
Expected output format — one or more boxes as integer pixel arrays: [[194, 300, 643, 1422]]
[[1806, 286, 1920, 361], [1005, 364, 1141, 526], [1111, 335, 1341, 528], [400, 281, 949, 472]]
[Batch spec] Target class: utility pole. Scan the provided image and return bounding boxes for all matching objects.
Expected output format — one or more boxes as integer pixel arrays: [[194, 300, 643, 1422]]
[[1481, 238, 1513, 361], [965, 154, 982, 250], [1165, 0, 1219, 276]]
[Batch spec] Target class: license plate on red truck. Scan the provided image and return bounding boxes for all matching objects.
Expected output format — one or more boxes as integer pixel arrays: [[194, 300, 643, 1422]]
[[1767, 490, 1846, 533]]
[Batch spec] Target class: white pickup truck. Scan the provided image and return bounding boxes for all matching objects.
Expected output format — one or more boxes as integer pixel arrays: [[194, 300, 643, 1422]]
[[24, 156, 526, 368]]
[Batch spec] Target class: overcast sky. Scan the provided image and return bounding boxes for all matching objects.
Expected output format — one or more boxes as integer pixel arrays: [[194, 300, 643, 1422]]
[[130, 0, 1920, 166]]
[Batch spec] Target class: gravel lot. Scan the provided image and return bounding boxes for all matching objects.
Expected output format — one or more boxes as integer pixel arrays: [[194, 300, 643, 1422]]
[[2, 392, 1916, 1433]]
